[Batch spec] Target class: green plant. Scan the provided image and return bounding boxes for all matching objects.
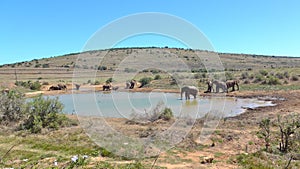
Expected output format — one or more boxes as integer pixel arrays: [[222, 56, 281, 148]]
[[0, 90, 25, 123], [98, 65, 107, 71], [106, 77, 113, 84], [159, 108, 173, 121], [277, 114, 300, 153], [22, 95, 65, 133], [225, 72, 234, 80], [265, 76, 281, 85], [259, 69, 268, 76], [94, 80, 101, 85], [139, 77, 153, 88], [258, 118, 271, 151], [241, 72, 249, 79], [291, 75, 299, 81], [154, 74, 162, 80], [42, 63, 50, 68]]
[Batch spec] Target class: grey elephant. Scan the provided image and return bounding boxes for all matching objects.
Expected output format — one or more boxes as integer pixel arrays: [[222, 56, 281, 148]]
[[226, 80, 239, 92], [181, 86, 199, 100], [212, 80, 227, 93], [204, 80, 213, 93]]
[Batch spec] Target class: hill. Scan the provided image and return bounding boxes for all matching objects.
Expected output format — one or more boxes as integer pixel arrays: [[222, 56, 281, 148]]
[[0, 47, 299, 86]]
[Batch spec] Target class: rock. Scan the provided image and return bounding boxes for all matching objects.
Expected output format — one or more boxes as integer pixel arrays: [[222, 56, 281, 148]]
[[201, 156, 214, 164]]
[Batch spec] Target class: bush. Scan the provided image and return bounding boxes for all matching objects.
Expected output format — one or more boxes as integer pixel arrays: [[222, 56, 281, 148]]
[[106, 77, 113, 84], [225, 72, 234, 80], [0, 90, 25, 123], [241, 72, 249, 79], [98, 66, 107, 71], [275, 72, 284, 79], [129, 101, 173, 123], [284, 71, 290, 79], [22, 95, 65, 133], [154, 74, 162, 80], [259, 70, 268, 76], [42, 63, 49, 68], [253, 74, 264, 83], [266, 76, 281, 85], [159, 107, 173, 121], [94, 80, 101, 85], [30, 81, 41, 90], [139, 77, 153, 88], [291, 75, 299, 81], [15, 80, 41, 90]]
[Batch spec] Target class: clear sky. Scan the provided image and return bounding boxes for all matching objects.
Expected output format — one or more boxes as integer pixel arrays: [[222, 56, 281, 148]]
[[1, 0, 300, 65]]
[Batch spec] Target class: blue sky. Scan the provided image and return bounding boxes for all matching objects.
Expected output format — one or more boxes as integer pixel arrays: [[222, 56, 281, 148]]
[[1, 0, 300, 65]]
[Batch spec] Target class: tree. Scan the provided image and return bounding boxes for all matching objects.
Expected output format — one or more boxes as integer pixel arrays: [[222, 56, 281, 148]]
[[258, 118, 271, 152], [277, 114, 300, 153]]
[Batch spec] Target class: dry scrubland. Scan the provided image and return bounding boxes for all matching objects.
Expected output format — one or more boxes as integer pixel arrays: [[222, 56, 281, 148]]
[[0, 47, 300, 168]]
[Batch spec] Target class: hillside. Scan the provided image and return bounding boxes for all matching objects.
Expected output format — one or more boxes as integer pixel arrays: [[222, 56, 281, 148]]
[[0, 47, 299, 84]]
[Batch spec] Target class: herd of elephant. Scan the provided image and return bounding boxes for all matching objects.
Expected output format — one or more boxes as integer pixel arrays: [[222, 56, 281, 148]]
[[47, 79, 239, 100], [181, 80, 239, 100]]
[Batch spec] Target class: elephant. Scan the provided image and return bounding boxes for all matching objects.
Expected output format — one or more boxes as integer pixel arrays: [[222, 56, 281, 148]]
[[112, 86, 119, 90], [181, 86, 199, 100], [102, 83, 111, 91], [49, 84, 66, 91], [212, 80, 227, 93], [204, 80, 213, 93], [226, 80, 239, 92], [125, 79, 137, 89], [125, 82, 131, 89], [58, 84, 67, 90]]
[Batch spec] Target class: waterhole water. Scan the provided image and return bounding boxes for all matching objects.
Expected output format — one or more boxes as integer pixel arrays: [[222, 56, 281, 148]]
[[48, 92, 275, 119]]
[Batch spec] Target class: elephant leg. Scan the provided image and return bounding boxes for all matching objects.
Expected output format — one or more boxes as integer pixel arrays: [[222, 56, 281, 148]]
[[185, 92, 189, 100]]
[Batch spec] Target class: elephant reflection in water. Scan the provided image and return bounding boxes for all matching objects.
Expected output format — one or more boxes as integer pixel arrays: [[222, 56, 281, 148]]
[[181, 86, 199, 100]]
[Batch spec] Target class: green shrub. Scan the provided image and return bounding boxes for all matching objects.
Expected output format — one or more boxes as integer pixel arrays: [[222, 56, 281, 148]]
[[42, 63, 49, 68], [259, 70, 268, 76], [262, 76, 281, 85], [22, 96, 65, 133], [225, 72, 234, 80], [154, 74, 162, 80], [94, 80, 101, 85], [98, 65, 107, 71], [284, 71, 290, 79], [159, 108, 173, 121], [241, 72, 249, 79], [30, 81, 41, 90], [139, 77, 153, 88], [253, 74, 264, 83], [291, 75, 299, 81], [106, 77, 113, 83], [275, 72, 284, 79], [15, 80, 41, 90], [0, 90, 25, 123]]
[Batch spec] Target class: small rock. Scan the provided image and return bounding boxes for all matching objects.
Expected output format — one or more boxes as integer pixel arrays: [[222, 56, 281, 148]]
[[201, 156, 214, 164]]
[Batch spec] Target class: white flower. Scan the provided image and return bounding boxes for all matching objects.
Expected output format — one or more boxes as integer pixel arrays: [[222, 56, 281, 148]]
[[54, 160, 58, 166], [71, 155, 78, 162], [22, 159, 28, 162], [83, 155, 88, 159]]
